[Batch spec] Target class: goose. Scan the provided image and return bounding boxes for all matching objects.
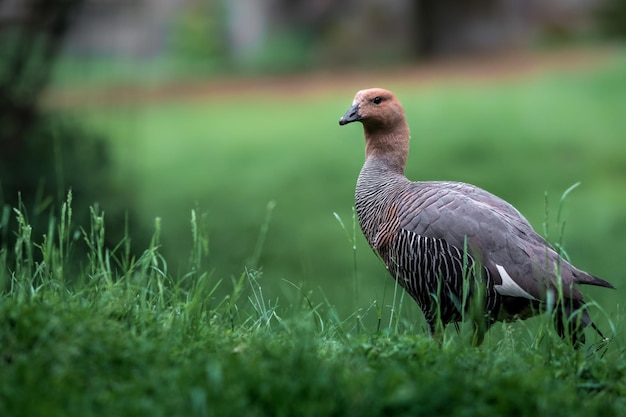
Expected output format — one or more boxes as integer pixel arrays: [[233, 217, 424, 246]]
[[339, 87, 614, 346]]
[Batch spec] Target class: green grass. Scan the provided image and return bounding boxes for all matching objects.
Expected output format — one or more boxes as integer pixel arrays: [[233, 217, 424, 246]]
[[1, 197, 626, 416], [69, 51, 626, 326], [50, 56, 222, 90], [5, 50, 624, 415]]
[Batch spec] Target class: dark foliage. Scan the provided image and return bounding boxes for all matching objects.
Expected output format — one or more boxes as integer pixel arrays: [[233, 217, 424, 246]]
[[0, 0, 145, 268], [598, 0, 626, 38]]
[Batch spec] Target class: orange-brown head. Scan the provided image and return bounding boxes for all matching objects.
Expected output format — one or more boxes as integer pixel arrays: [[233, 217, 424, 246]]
[[339, 88, 410, 173]]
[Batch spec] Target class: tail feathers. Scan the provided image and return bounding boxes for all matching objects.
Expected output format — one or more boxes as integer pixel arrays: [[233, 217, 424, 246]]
[[574, 270, 615, 289]]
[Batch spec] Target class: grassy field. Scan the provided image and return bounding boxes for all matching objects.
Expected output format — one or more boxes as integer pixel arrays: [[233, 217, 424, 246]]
[[2, 49, 625, 415], [73, 51, 626, 324], [1, 198, 625, 416]]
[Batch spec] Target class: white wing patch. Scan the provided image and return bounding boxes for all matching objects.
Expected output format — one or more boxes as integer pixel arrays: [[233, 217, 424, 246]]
[[495, 264, 536, 300]]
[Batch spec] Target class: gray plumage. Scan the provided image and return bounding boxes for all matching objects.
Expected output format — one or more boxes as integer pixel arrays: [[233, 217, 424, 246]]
[[339, 88, 614, 346]]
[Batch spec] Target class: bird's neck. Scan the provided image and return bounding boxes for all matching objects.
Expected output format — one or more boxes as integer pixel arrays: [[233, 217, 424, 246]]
[[363, 123, 410, 175]]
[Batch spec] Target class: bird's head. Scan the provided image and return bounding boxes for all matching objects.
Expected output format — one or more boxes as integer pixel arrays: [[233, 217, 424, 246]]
[[339, 88, 410, 172], [338, 88, 406, 132]]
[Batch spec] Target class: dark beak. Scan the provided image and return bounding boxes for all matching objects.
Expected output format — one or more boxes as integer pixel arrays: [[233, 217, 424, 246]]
[[339, 103, 361, 126]]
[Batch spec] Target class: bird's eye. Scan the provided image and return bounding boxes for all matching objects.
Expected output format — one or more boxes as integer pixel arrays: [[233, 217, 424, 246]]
[[373, 96, 382, 104]]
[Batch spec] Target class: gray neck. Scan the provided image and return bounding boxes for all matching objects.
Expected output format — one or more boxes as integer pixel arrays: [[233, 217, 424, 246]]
[[355, 157, 409, 243]]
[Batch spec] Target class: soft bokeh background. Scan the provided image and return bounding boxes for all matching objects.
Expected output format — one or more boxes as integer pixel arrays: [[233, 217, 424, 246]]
[[1, 0, 625, 325]]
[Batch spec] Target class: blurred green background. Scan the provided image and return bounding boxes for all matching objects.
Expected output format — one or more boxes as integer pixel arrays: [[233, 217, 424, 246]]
[[1, 0, 625, 323]]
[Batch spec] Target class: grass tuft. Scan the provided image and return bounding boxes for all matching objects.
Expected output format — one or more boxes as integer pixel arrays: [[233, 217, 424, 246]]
[[0, 193, 625, 416]]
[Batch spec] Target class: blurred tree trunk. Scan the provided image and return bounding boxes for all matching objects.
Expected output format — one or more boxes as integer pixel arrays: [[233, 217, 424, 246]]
[[413, 0, 522, 57], [0, 0, 83, 161], [414, 0, 437, 57], [0, 0, 146, 266]]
